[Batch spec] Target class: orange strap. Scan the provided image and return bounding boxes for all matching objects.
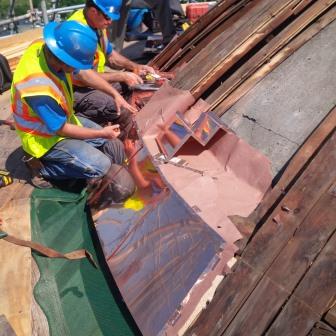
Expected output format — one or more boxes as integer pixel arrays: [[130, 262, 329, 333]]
[[1, 232, 97, 268]]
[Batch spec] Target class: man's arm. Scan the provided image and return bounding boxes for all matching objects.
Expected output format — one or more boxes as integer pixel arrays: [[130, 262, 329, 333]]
[[108, 50, 155, 75], [25, 95, 122, 140], [76, 69, 137, 114], [99, 71, 143, 87], [57, 122, 121, 140]]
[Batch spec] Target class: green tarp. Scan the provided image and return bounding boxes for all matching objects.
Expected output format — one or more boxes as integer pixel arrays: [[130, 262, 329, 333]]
[[31, 188, 139, 336]]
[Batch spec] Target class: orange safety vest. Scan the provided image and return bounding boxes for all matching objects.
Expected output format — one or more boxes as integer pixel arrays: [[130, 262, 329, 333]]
[[11, 40, 81, 158]]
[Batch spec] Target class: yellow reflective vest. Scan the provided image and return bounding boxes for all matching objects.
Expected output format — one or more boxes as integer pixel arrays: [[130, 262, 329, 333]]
[[68, 9, 110, 74], [11, 40, 81, 158]]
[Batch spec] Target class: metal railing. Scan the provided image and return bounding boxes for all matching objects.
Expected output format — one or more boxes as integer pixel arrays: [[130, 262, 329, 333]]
[[0, 4, 84, 28]]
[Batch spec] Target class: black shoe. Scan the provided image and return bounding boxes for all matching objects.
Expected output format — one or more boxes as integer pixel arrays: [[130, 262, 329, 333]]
[[22, 155, 53, 189], [30, 174, 53, 189]]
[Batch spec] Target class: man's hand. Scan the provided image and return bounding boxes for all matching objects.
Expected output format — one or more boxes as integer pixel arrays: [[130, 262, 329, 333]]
[[124, 139, 137, 158], [121, 72, 143, 87], [101, 124, 121, 139], [114, 94, 138, 115], [134, 64, 156, 76]]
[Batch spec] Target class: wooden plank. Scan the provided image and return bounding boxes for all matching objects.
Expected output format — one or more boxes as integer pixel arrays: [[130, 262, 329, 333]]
[[311, 322, 336, 336], [266, 298, 320, 336], [242, 132, 336, 270], [206, 0, 336, 109], [265, 232, 336, 336], [150, 0, 244, 69], [222, 182, 336, 335], [174, 0, 311, 97], [185, 259, 261, 336], [185, 131, 336, 336], [325, 305, 336, 329], [0, 28, 42, 53], [191, 0, 315, 98], [230, 105, 336, 251], [172, 0, 282, 89], [214, 6, 336, 115], [171, 0, 255, 72], [167, 0, 252, 72], [0, 185, 32, 336]]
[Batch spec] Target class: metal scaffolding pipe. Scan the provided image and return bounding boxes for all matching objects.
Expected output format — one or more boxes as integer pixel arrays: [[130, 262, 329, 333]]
[[0, 13, 31, 26], [40, 0, 49, 24], [0, 4, 84, 28]]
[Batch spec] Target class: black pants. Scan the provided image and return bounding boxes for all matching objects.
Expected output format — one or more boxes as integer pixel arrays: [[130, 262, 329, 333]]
[[73, 86, 134, 141], [131, 0, 182, 44]]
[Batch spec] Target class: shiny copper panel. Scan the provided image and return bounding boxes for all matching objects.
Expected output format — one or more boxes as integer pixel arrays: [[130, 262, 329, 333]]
[[95, 147, 226, 336], [95, 84, 272, 336]]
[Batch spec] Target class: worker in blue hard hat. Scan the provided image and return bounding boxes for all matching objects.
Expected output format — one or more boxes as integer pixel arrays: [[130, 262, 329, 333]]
[[68, 0, 156, 139], [11, 20, 135, 199]]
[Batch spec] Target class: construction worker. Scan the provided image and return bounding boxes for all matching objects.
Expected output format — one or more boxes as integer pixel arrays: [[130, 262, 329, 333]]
[[11, 20, 135, 201], [68, 0, 155, 139], [130, 0, 183, 48]]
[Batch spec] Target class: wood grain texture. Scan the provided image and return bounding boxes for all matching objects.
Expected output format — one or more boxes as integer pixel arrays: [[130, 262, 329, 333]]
[[222, 183, 336, 335], [149, 0, 245, 69], [0, 28, 42, 71], [186, 131, 336, 336], [207, 0, 336, 109], [266, 232, 336, 336], [0, 184, 32, 336], [173, 0, 311, 97], [214, 5, 336, 115]]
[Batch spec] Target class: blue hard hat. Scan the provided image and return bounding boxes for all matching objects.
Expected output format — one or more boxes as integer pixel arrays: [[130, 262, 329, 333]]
[[92, 0, 122, 21], [43, 21, 97, 70]]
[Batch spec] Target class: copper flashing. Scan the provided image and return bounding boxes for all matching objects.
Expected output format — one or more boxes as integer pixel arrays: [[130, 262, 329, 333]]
[[94, 83, 272, 336]]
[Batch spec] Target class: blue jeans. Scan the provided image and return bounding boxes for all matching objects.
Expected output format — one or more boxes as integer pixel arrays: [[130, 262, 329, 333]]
[[40, 117, 125, 180]]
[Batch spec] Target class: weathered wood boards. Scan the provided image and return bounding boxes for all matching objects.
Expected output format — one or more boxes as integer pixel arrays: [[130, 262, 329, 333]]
[[325, 306, 336, 330], [230, 106, 336, 250], [146, 2, 336, 334], [172, 0, 315, 93], [185, 130, 336, 335], [152, 0, 336, 121], [0, 28, 42, 71], [214, 4, 336, 116], [149, 0, 248, 70], [0, 184, 33, 336], [209, 1, 336, 113]]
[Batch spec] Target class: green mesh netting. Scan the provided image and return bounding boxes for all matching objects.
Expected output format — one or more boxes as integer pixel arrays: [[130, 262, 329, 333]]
[[31, 188, 139, 336]]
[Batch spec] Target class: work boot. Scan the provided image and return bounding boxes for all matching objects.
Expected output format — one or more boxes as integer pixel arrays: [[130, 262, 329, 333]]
[[22, 155, 53, 189]]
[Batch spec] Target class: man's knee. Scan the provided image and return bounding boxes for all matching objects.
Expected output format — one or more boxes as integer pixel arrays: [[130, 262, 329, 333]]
[[101, 138, 126, 165], [91, 164, 136, 208], [105, 164, 135, 202]]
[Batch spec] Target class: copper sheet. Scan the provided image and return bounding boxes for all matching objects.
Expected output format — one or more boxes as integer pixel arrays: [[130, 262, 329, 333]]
[[95, 144, 234, 336], [95, 84, 272, 336], [135, 82, 195, 138]]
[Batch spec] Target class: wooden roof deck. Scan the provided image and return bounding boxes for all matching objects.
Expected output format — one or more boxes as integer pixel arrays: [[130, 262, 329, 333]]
[[0, 90, 48, 335], [149, 0, 336, 334], [0, 90, 34, 335]]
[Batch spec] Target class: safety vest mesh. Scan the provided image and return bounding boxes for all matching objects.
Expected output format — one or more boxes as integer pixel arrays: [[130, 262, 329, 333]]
[[68, 9, 109, 86], [11, 41, 81, 158]]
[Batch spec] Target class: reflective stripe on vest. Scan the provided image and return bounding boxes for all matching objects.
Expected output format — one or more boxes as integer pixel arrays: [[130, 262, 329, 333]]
[[11, 41, 79, 158], [14, 74, 71, 115], [13, 73, 72, 136], [13, 113, 52, 137]]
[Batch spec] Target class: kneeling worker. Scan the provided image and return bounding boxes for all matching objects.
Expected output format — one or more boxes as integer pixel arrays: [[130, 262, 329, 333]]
[[68, 0, 155, 138], [11, 20, 135, 201]]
